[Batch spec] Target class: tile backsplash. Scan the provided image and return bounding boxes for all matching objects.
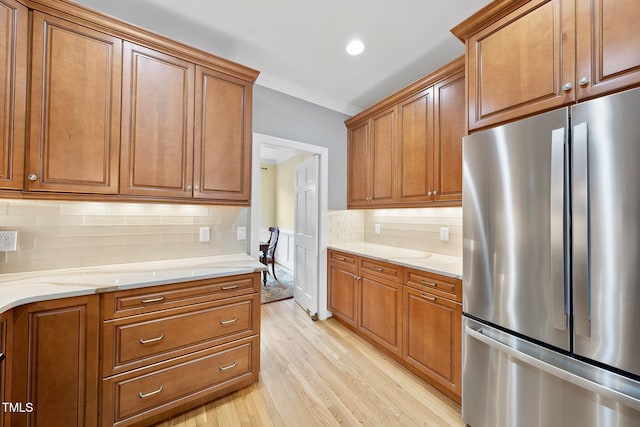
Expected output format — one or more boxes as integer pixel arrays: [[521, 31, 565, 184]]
[[328, 208, 462, 258], [0, 199, 248, 273]]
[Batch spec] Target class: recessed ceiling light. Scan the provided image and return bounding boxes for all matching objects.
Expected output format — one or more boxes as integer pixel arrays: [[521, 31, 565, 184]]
[[346, 40, 365, 56]]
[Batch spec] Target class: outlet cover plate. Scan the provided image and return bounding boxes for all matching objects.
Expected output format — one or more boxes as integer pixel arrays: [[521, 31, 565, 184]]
[[0, 231, 17, 251], [237, 226, 247, 240]]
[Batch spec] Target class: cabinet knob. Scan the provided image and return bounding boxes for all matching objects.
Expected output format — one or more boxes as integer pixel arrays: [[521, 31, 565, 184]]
[[194, 185, 200, 191], [428, 191, 433, 196], [578, 77, 590, 87], [433, 190, 438, 196], [28, 173, 38, 181], [186, 185, 192, 191], [562, 82, 573, 92]]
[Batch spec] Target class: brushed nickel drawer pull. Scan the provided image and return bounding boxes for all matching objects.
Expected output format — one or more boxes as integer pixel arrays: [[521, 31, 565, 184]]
[[420, 294, 437, 301], [138, 385, 163, 398], [371, 267, 383, 272], [219, 317, 238, 325], [219, 361, 238, 371], [139, 334, 164, 344], [421, 280, 437, 287], [140, 296, 164, 304], [221, 284, 239, 290], [336, 256, 346, 261]]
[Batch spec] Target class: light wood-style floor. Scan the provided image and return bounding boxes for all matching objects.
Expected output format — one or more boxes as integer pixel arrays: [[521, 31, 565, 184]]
[[153, 299, 465, 427]]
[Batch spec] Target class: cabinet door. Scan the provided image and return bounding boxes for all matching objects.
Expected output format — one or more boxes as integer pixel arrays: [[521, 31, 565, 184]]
[[328, 261, 359, 327], [0, 311, 12, 427], [0, 0, 26, 191], [576, 0, 640, 100], [403, 287, 461, 399], [120, 42, 194, 198], [433, 71, 464, 203], [370, 107, 397, 206], [28, 12, 122, 193], [360, 275, 402, 356], [467, 0, 575, 130], [12, 295, 99, 427], [398, 88, 434, 203], [194, 66, 251, 201], [347, 120, 369, 208]]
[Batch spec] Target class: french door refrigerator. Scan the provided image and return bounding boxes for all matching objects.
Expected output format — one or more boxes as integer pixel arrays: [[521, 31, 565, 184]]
[[462, 86, 640, 427]]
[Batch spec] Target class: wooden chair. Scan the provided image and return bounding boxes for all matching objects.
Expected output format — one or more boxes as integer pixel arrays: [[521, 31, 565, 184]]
[[259, 226, 280, 285]]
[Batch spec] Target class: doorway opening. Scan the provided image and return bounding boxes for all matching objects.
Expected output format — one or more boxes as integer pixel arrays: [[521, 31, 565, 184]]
[[250, 133, 329, 320]]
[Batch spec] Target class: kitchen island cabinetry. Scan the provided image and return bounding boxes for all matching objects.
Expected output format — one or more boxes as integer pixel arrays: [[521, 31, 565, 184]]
[[27, 11, 122, 194], [0, 0, 27, 191], [0, 311, 12, 427], [346, 57, 465, 208], [453, 0, 640, 131], [11, 295, 100, 427], [327, 248, 462, 402], [101, 273, 261, 427]]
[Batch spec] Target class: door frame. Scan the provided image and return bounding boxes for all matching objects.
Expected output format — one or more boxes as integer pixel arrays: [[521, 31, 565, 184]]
[[250, 132, 330, 320]]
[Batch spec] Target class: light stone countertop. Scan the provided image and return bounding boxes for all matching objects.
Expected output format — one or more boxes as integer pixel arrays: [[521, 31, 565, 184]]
[[328, 242, 462, 280], [0, 254, 266, 315]]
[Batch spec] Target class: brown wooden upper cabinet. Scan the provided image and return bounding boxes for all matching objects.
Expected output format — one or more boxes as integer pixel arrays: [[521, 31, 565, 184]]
[[346, 57, 465, 208], [347, 106, 397, 207], [452, 0, 640, 131], [120, 44, 253, 202], [27, 12, 122, 194], [0, 0, 27, 191]]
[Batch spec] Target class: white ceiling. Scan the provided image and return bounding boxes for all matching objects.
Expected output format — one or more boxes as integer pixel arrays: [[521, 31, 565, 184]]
[[73, 0, 490, 116], [259, 144, 301, 165]]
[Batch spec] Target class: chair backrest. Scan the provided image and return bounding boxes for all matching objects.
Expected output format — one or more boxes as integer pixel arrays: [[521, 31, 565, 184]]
[[266, 226, 279, 257]]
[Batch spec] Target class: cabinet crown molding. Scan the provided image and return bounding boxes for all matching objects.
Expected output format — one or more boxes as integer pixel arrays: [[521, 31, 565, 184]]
[[450, 0, 532, 41]]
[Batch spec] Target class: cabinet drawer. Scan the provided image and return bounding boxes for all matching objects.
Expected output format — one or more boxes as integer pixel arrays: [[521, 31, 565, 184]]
[[404, 268, 461, 303], [328, 250, 358, 268], [103, 294, 259, 376], [359, 257, 402, 282], [103, 336, 258, 427], [102, 273, 259, 320]]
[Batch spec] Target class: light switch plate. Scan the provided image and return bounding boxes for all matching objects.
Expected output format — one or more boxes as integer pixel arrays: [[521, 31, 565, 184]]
[[199, 227, 210, 242], [0, 231, 17, 251], [374, 224, 381, 235], [439, 227, 449, 242]]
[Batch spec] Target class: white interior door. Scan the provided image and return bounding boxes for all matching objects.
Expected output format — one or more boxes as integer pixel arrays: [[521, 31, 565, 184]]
[[294, 155, 319, 318]]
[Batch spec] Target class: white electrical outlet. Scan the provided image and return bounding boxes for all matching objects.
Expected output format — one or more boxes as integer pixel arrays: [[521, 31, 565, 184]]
[[237, 226, 247, 240], [0, 231, 17, 251], [374, 223, 381, 235], [199, 227, 210, 242], [440, 227, 450, 242]]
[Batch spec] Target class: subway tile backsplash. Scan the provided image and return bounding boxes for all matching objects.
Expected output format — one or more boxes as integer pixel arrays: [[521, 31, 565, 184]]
[[328, 208, 462, 258], [0, 199, 248, 273]]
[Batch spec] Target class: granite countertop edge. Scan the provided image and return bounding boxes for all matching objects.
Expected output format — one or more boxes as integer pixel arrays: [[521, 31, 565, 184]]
[[327, 242, 462, 280], [0, 253, 267, 315]]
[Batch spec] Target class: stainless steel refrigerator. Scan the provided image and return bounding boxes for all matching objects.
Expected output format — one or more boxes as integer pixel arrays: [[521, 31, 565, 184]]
[[462, 87, 640, 427]]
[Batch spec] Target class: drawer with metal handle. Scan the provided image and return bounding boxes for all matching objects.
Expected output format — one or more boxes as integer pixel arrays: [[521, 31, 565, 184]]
[[328, 250, 358, 266], [359, 258, 402, 282], [102, 272, 260, 320], [403, 268, 461, 302], [103, 336, 257, 426], [102, 293, 259, 376]]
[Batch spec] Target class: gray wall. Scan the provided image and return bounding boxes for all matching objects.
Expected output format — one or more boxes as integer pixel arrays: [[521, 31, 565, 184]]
[[253, 86, 349, 210], [70, 0, 349, 210]]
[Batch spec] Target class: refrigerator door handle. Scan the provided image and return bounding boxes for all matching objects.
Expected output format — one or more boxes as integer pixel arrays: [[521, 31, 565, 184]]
[[573, 122, 591, 338], [550, 127, 567, 331], [465, 325, 640, 411]]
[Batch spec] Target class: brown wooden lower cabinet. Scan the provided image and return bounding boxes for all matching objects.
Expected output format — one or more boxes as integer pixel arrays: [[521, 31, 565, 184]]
[[327, 249, 462, 402], [5, 272, 261, 427], [11, 295, 100, 427], [0, 311, 12, 427]]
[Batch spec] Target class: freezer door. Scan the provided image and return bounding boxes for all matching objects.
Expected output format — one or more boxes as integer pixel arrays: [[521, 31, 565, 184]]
[[463, 318, 640, 427], [572, 87, 640, 377], [463, 108, 570, 350]]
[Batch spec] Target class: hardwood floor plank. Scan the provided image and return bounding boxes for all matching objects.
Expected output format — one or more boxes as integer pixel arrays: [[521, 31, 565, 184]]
[[153, 299, 464, 427]]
